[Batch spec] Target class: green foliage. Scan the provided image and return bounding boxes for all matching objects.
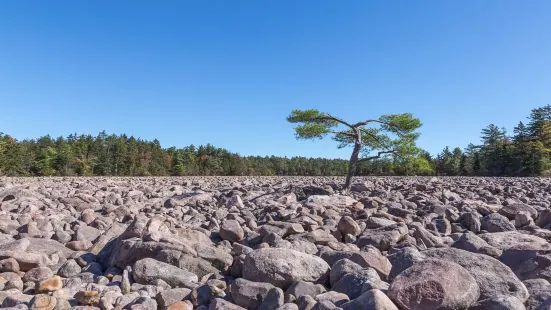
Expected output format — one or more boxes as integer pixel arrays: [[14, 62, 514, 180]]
[[0, 131, 353, 177], [433, 105, 551, 177], [287, 109, 338, 140], [6, 104, 551, 178], [435, 147, 463, 176], [288, 109, 423, 189], [288, 110, 422, 160]]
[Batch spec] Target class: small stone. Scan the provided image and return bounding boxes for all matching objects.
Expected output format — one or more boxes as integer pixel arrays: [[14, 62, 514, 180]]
[[338, 216, 361, 237], [55, 299, 72, 310], [66, 241, 89, 251], [38, 276, 63, 293], [341, 289, 398, 310], [121, 269, 131, 295], [259, 287, 284, 310], [30, 294, 57, 310], [52, 288, 74, 301], [0, 258, 20, 272], [2, 293, 34, 307], [6, 277, 24, 291], [167, 301, 194, 310], [133, 258, 198, 289], [156, 288, 192, 309], [95, 276, 109, 286], [344, 234, 357, 244], [75, 290, 101, 305], [81, 209, 96, 225], [315, 291, 349, 307], [515, 211, 534, 228], [220, 220, 245, 243], [297, 295, 317, 310], [52, 230, 72, 244], [23, 267, 54, 283], [208, 299, 245, 310]]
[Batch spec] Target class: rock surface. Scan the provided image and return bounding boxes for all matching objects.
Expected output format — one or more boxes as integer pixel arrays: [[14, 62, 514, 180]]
[[1, 176, 550, 309]]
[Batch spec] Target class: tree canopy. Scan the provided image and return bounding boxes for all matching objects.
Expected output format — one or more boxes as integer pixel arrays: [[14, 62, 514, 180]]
[[287, 109, 422, 189]]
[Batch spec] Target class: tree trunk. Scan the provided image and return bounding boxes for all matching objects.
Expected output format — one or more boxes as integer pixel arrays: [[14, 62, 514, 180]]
[[344, 140, 362, 192]]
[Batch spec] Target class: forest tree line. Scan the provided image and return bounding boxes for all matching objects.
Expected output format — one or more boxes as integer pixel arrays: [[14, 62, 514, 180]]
[[1, 105, 551, 177], [433, 105, 551, 176]]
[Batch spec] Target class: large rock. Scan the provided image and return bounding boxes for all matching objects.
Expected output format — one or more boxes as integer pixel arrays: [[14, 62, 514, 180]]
[[332, 268, 380, 300], [388, 259, 480, 310], [468, 296, 526, 310], [23, 267, 53, 283], [337, 216, 361, 237], [156, 288, 192, 308], [499, 203, 538, 220], [305, 195, 358, 208], [480, 231, 551, 271], [27, 238, 74, 257], [164, 192, 214, 208], [104, 238, 197, 269], [329, 259, 363, 286], [513, 254, 551, 282], [422, 248, 529, 302], [320, 248, 391, 280], [230, 278, 275, 309], [133, 258, 198, 289], [451, 232, 502, 257], [523, 279, 551, 310], [285, 281, 326, 299], [210, 298, 246, 310], [220, 220, 245, 243], [341, 289, 398, 310], [243, 248, 330, 289], [482, 213, 516, 232], [356, 223, 408, 251]]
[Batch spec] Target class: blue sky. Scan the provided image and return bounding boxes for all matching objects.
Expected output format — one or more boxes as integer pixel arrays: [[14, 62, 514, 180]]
[[1, 1, 550, 158]]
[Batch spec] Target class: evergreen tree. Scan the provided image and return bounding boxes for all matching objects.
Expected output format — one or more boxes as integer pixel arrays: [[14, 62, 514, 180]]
[[479, 124, 508, 176], [287, 109, 422, 190]]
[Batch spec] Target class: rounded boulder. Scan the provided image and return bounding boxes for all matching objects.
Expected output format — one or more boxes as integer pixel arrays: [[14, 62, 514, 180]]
[[243, 248, 330, 289], [388, 259, 480, 310]]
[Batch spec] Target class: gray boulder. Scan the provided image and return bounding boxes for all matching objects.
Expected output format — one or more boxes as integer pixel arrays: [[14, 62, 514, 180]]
[[332, 268, 380, 300], [523, 279, 551, 310], [341, 289, 398, 310], [133, 258, 198, 289], [499, 203, 537, 220], [468, 296, 526, 310], [230, 278, 276, 309], [482, 213, 516, 233], [243, 248, 330, 289], [423, 248, 529, 302], [220, 220, 245, 243], [329, 259, 363, 286], [388, 259, 480, 310], [356, 223, 408, 251]]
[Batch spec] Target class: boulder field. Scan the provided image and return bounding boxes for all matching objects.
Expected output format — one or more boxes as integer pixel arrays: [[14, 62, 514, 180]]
[[0, 176, 551, 309]]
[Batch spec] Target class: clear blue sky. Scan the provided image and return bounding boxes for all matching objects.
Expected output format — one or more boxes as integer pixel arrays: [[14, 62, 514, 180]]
[[1, 1, 550, 158]]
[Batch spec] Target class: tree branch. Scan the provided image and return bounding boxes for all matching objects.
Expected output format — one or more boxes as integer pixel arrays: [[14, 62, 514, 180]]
[[353, 119, 406, 137], [313, 115, 355, 128], [359, 127, 389, 150], [357, 150, 398, 163], [328, 130, 356, 138], [353, 119, 390, 127]]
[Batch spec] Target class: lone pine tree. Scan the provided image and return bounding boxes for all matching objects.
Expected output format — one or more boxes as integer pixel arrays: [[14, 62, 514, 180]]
[[287, 109, 422, 191]]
